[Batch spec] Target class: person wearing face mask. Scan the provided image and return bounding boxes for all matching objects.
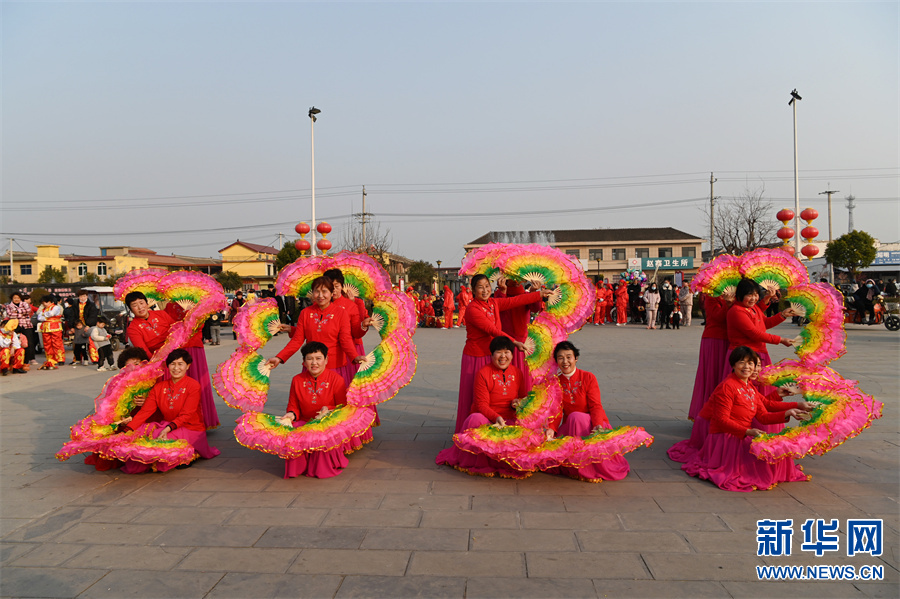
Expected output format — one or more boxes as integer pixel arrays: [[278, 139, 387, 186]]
[[642, 282, 661, 329], [853, 279, 881, 325], [659, 279, 675, 329]]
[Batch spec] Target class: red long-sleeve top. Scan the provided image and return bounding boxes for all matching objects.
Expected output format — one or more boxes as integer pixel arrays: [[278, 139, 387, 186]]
[[443, 287, 454, 311], [557, 369, 610, 428], [127, 376, 205, 432], [726, 303, 786, 352], [127, 310, 176, 358], [164, 302, 202, 348], [277, 302, 358, 369], [472, 363, 526, 422], [286, 368, 347, 422], [456, 288, 471, 307], [701, 295, 730, 340], [353, 297, 368, 345], [333, 296, 368, 342], [495, 284, 543, 342], [463, 292, 544, 357], [702, 374, 797, 437], [615, 285, 628, 305]]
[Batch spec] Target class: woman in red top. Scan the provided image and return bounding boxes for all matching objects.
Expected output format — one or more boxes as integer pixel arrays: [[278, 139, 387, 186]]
[[495, 278, 544, 394], [552, 341, 629, 482], [323, 269, 372, 379], [682, 346, 810, 492], [437, 336, 530, 478], [164, 300, 219, 430], [119, 349, 220, 473], [614, 281, 628, 325], [442, 285, 455, 329], [455, 274, 552, 433], [456, 286, 471, 327], [268, 277, 362, 384]]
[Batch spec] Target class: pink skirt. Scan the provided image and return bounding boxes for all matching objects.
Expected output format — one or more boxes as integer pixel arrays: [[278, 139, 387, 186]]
[[688, 338, 729, 420], [555, 412, 629, 481], [511, 348, 533, 396], [185, 346, 219, 430], [682, 432, 808, 492], [667, 416, 709, 464], [456, 354, 492, 433], [120, 422, 219, 474], [436, 413, 531, 479], [721, 348, 782, 435]]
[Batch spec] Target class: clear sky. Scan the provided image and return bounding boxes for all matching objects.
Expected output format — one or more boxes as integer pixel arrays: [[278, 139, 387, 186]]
[[3, 1, 898, 267]]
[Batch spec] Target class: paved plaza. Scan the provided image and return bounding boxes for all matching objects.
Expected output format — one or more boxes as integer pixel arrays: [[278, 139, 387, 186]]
[[1, 322, 897, 598]]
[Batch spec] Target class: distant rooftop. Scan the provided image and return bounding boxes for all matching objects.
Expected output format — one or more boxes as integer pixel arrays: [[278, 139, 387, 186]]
[[466, 227, 703, 246]]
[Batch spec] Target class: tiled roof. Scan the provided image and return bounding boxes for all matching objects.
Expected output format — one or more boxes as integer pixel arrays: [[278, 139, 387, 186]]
[[219, 240, 278, 254]]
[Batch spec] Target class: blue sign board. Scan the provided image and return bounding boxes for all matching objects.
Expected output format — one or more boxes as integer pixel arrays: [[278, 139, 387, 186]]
[[642, 257, 694, 270], [873, 251, 900, 266]]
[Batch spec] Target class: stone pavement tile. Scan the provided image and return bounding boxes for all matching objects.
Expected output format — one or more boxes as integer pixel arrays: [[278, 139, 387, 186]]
[[113, 489, 213, 507], [432, 479, 517, 495], [83, 506, 148, 524], [526, 551, 649, 579], [619, 512, 730, 532], [2, 507, 105, 543], [520, 511, 621, 530], [264, 473, 354, 492], [62, 544, 191, 570], [742, 493, 818, 514], [513, 476, 610, 497], [291, 492, 384, 510], [381, 493, 470, 511], [782, 482, 853, 506], [472, 495, 566, 512], [353, 467, 403, 479], [630, 467, 694, 482], [335, 575, 466, 598], [562, 496, 663, 513], [395, 467, 476, 482], [592, 579, 731, 598], [52, 522, 168, 545], [224, 507, 327, 526], [682, 531, 754, 553], [360, 528, 469, 551], [420, 510, 518, 529], [0, 567, 107, 598], [642, 552, 764, 581], [78, 570, 225, 599], [176, 547, 299, 573], [471, 529, 577, 552], [65, 482, 153, 508], [817, 482, 899, 498], [408, 550, 525, 577], [322, 508, 422, 528], [136, 474, 201, 492], [0, 542, 35, 565], [288, 548, 410, 576], [345, 479, 431, 494], [601, 481, 696, 497], [843, 495, 900, 515], [0, 489, 86, 519], [722, 581, 867, 598], [131, 506, 232, 525], [198, 491, 298, 508], [0, 518, 30, 536], [152, 524, 267, 547], [577, 531, 691, 553], [8, 543, 86, 567], [206, 572, 343, 599], [466, 576, 598, 599], [180, 477, 271, 492], [853, 581, 899, 598], [654, 494, 760, 514], [255, 526, 367, 549]]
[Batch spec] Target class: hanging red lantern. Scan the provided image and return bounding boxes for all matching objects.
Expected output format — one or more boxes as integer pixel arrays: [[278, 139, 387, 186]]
[[800, 208, 819, 222], [316, 239, 332, 253], [777, 227, 795, 240], [781, 245, 796, 255], [776, 208, 795, 223], [316, 222, 332, 236], [295, 239, 311, 253], [801, 244, 820, 259], [801, 226, 819, 240], [295, 222, 311, 235]]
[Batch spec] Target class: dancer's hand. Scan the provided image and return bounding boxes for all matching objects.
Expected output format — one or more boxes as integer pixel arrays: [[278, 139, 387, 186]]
[[266, 357, 282, 369], [156, 425, 171, 440], [277, 414, 294, 427], [315, 407, 331, 419], [745, 428, 764, 437], [779, 337, 794, 347]]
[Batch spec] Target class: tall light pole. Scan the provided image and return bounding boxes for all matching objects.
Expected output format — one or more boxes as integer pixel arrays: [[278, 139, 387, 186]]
[[309, 107, 321, 255], [819, 185, 839, 284], [789, 89, 802, 255]]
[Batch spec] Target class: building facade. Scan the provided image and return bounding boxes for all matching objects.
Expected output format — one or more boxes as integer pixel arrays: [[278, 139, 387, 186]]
[[218, 240, 278, 290]]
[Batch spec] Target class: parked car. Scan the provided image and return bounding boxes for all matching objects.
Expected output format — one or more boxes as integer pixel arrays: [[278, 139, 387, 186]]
[[81, 286, 129, 351]]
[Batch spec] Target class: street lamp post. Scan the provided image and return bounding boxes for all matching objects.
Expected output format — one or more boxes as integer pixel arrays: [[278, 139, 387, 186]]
[[309, 107, 321, 255], [435, 260, 442, 292], [789, 90, 802, 255]]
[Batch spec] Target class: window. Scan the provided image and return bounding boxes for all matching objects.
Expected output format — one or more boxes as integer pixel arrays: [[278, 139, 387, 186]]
[[635, 248, 650, 258], [658, 247, 673, 258], [0, 265, 10, 276], [682, 247, 696, 258], [564, 249, 581, 259], [20, 265, 32, 275], [267, 264, 273, 277], [612, 248, 626, 261], [97, 262, 107, 276], [78, 263, 87, 276], [588, 248, 603, 262]]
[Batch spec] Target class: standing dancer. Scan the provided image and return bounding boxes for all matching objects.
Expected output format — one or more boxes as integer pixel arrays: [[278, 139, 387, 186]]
[[442, 285, 455, 329], [37, 295, 65, 370], [456, 285, 471, 328], [614, 281, 628, 326], [495, 277, 544, 393]]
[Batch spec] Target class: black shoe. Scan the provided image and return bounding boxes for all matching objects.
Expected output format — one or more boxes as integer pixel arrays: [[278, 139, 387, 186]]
[[12, 369, 26, 374], [1, 370, 7, 376]]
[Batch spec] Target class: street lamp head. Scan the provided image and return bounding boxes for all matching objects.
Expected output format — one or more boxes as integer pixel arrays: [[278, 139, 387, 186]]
[[309, 107, 321, 121], [788, 89, 802, 105]]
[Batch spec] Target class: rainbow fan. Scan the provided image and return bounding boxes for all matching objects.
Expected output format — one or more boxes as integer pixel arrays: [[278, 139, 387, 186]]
[[739, 248, 809, 295], [783, 283, 847, 366], [503, 435, 584, 472], [347, 335, 417, 407], [213, 347, 271, 412], [369, 290, 418, 338], [114, 269, 168, 304], [524, 313, 567, 379], [514, 376, 563, 430], [453, 424, 544, 460], [277, 251, 391, 300], [566, 426, 655, 468], [690, 254, 742, 297], [459, 243, 506, 277], [233, 298, 281, 348]]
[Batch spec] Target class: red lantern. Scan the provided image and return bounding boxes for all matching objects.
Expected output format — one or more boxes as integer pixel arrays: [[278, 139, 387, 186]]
[[800, 208, 819, 222], [781, 245, 796, 255], [316, 222, 332, 235], [776, 208, 795, 223], [801, 244, 820, 259], [801, 226, 819, 240], [295, 222, 311, 235], [777, 227, 795, 240], [316, 239, 332, 253], [295, 239, 311, 253]]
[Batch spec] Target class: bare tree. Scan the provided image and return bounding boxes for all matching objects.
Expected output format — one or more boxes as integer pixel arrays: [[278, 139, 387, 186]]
[[340, 217, 394, 268], [702, 186, 779, 255]]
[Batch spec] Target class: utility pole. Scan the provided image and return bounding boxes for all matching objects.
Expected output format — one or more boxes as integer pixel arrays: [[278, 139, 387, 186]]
[[278, 232, 283, 251], [819, 186, 838, 284], [789, 89, 803, 255], [9, 238, 13, 282], [361, 186, 368, 251], [846, 194, 856, 233], [709, 172, 717, 257]]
